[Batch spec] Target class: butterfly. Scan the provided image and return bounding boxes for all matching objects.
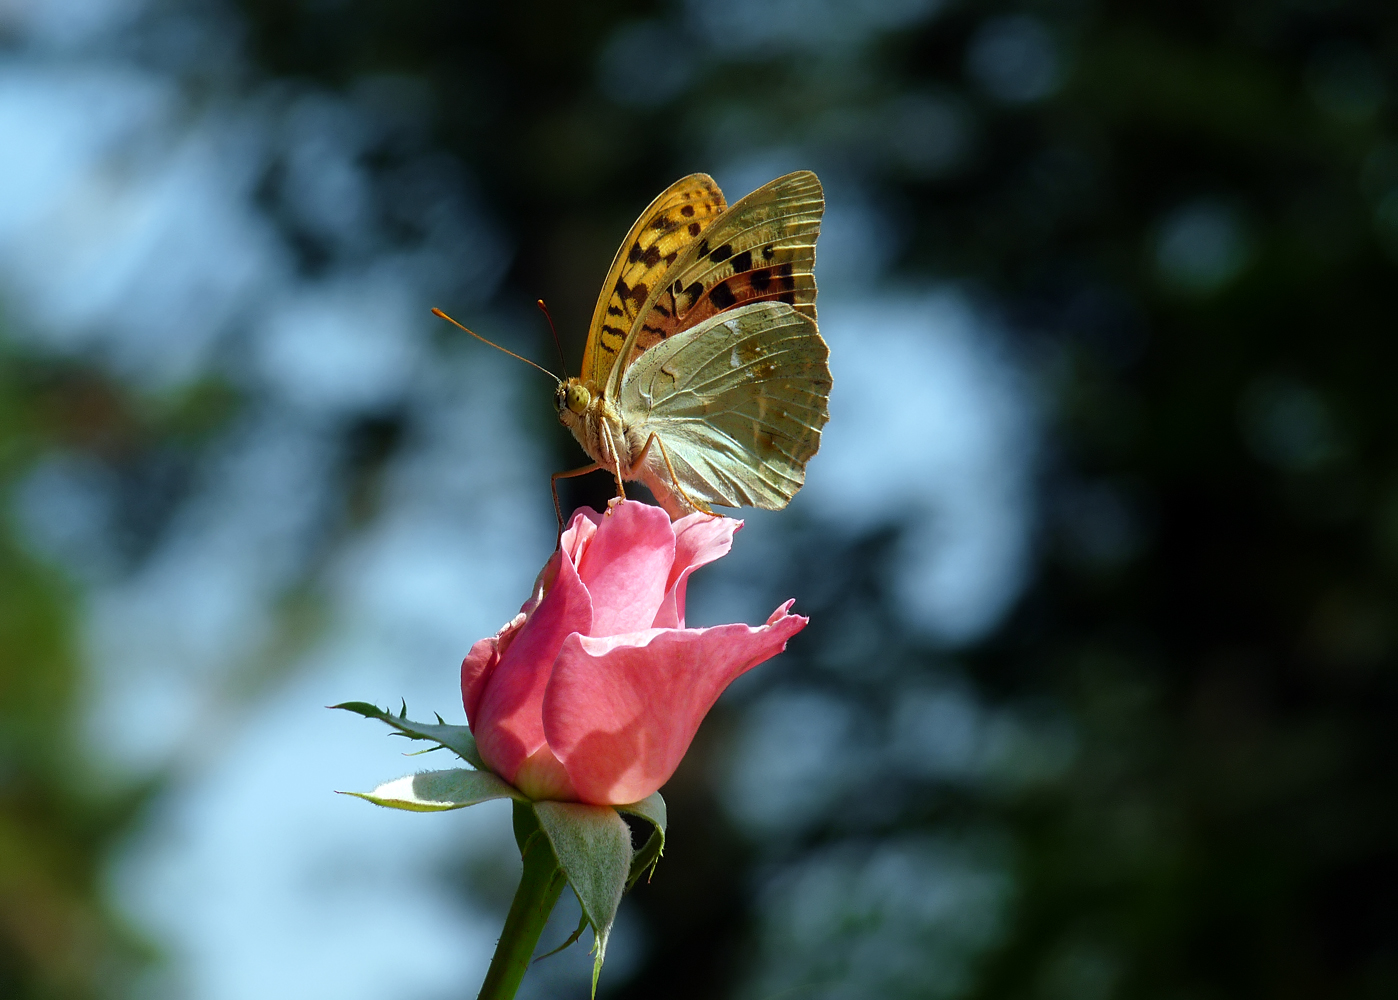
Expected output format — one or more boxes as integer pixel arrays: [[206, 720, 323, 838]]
[[551, 171, 831, 521]]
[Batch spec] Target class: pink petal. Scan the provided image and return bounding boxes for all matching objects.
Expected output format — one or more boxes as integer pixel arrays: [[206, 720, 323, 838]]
[[511, 745, 579, 801], [560, 506, 602, 565], [652, 513, 742, 629], [460, 611, 525, 724], [461, 543, 570, 726], [575, 500, 676, 636], [472, 549, 593, 784], [542, 604, 808, 805]]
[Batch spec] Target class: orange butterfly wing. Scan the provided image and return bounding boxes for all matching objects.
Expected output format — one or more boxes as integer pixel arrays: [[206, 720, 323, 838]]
[[610, 171, 824, 392], [581, 174, 727, 388]]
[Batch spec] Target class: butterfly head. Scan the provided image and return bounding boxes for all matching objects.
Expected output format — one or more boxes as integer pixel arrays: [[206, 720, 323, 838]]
[[556, 377, 592, 424]]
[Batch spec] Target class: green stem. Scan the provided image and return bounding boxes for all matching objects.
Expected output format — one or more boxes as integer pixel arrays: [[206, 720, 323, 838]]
[[477, 803, 566, 1000]]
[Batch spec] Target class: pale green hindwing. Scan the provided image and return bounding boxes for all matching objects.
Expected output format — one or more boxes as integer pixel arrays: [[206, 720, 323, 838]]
[[618, 300, 832, 509]]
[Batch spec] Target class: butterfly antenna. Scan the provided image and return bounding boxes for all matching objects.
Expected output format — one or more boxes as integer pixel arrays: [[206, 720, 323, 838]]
[[431, 308, 559, 382], [536, 299, 568, 380]]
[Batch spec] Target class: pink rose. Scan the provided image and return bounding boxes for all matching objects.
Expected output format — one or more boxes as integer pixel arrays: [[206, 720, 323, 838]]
[[461, 500, 807, 805]]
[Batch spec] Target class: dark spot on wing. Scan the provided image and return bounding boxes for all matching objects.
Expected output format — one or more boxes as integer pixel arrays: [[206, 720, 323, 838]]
[[730, 249, 752, 273], [762, 244, 775, 260], [681, 204, 695, 217], [709, 243, 733, 263], [750, 269, 772, 292], [642, 244, 663, 267], [601, 324, 626, 345], [627, 241, 643, 263], [779, 291, 796, 305], [709, 281, 737, 310], [663, 251, 677, 265], [627, 281, 649, 306], [687, 222, 701, 237], [649, 213, 670, 230], [606, 304, 624, 316], [683, 280, 703, 304], [652, 301, 671, 317]]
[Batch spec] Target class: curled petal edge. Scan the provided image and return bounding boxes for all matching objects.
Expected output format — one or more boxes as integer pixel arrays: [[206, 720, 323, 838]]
[[543, 604, 808, 805]]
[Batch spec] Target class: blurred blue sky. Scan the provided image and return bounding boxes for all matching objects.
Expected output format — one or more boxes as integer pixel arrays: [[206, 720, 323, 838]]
[[0, 1, 1038, 996]]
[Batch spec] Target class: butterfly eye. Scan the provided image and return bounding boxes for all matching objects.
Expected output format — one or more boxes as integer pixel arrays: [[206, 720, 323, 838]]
[[567, 383, 591, 413]]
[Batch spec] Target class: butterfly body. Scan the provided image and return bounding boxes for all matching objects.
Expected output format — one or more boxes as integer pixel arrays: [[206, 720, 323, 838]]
[[555, 375, 693, 516], [557, 171, 831, 520], [554, 378, 633, 483]]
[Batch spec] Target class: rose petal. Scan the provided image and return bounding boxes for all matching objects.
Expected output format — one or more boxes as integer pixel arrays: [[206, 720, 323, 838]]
[[575, 500, 676, 636], [560, 506, 602, 566], [652, 513, 742, 629], [511, 744, 579, 801], [472, 550, 593, 784], [542, 606, 808, 804], [460, 610, 527, 724]]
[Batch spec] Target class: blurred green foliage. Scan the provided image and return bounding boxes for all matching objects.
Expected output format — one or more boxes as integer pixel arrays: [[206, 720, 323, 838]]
[[0, 348, 146, 998], [0, 343, 239, 995]]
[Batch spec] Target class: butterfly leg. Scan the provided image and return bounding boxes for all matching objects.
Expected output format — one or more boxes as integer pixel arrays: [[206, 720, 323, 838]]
[[598, 422, 629, 501], [551, 463, 600, 534], [634, 432, 714, 516]]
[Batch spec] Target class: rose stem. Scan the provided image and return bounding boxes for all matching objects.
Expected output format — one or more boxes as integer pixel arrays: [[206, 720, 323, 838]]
[[476, 803, 567, 1000]]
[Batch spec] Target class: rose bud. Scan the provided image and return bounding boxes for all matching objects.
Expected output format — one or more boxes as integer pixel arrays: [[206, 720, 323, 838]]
[[461, 500, 807, 804]]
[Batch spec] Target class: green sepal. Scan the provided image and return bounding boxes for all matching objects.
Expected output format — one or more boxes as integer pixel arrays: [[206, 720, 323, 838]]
[[340, 768, 521, 811], [616, 792, 667, 889], [533, 801, 632, 998], [533, 910, 589, 963], [332, 700, 486, 770]]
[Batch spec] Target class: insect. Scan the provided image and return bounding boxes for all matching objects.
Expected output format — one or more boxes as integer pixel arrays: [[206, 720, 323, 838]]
[[437, 171, 831, 523]]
